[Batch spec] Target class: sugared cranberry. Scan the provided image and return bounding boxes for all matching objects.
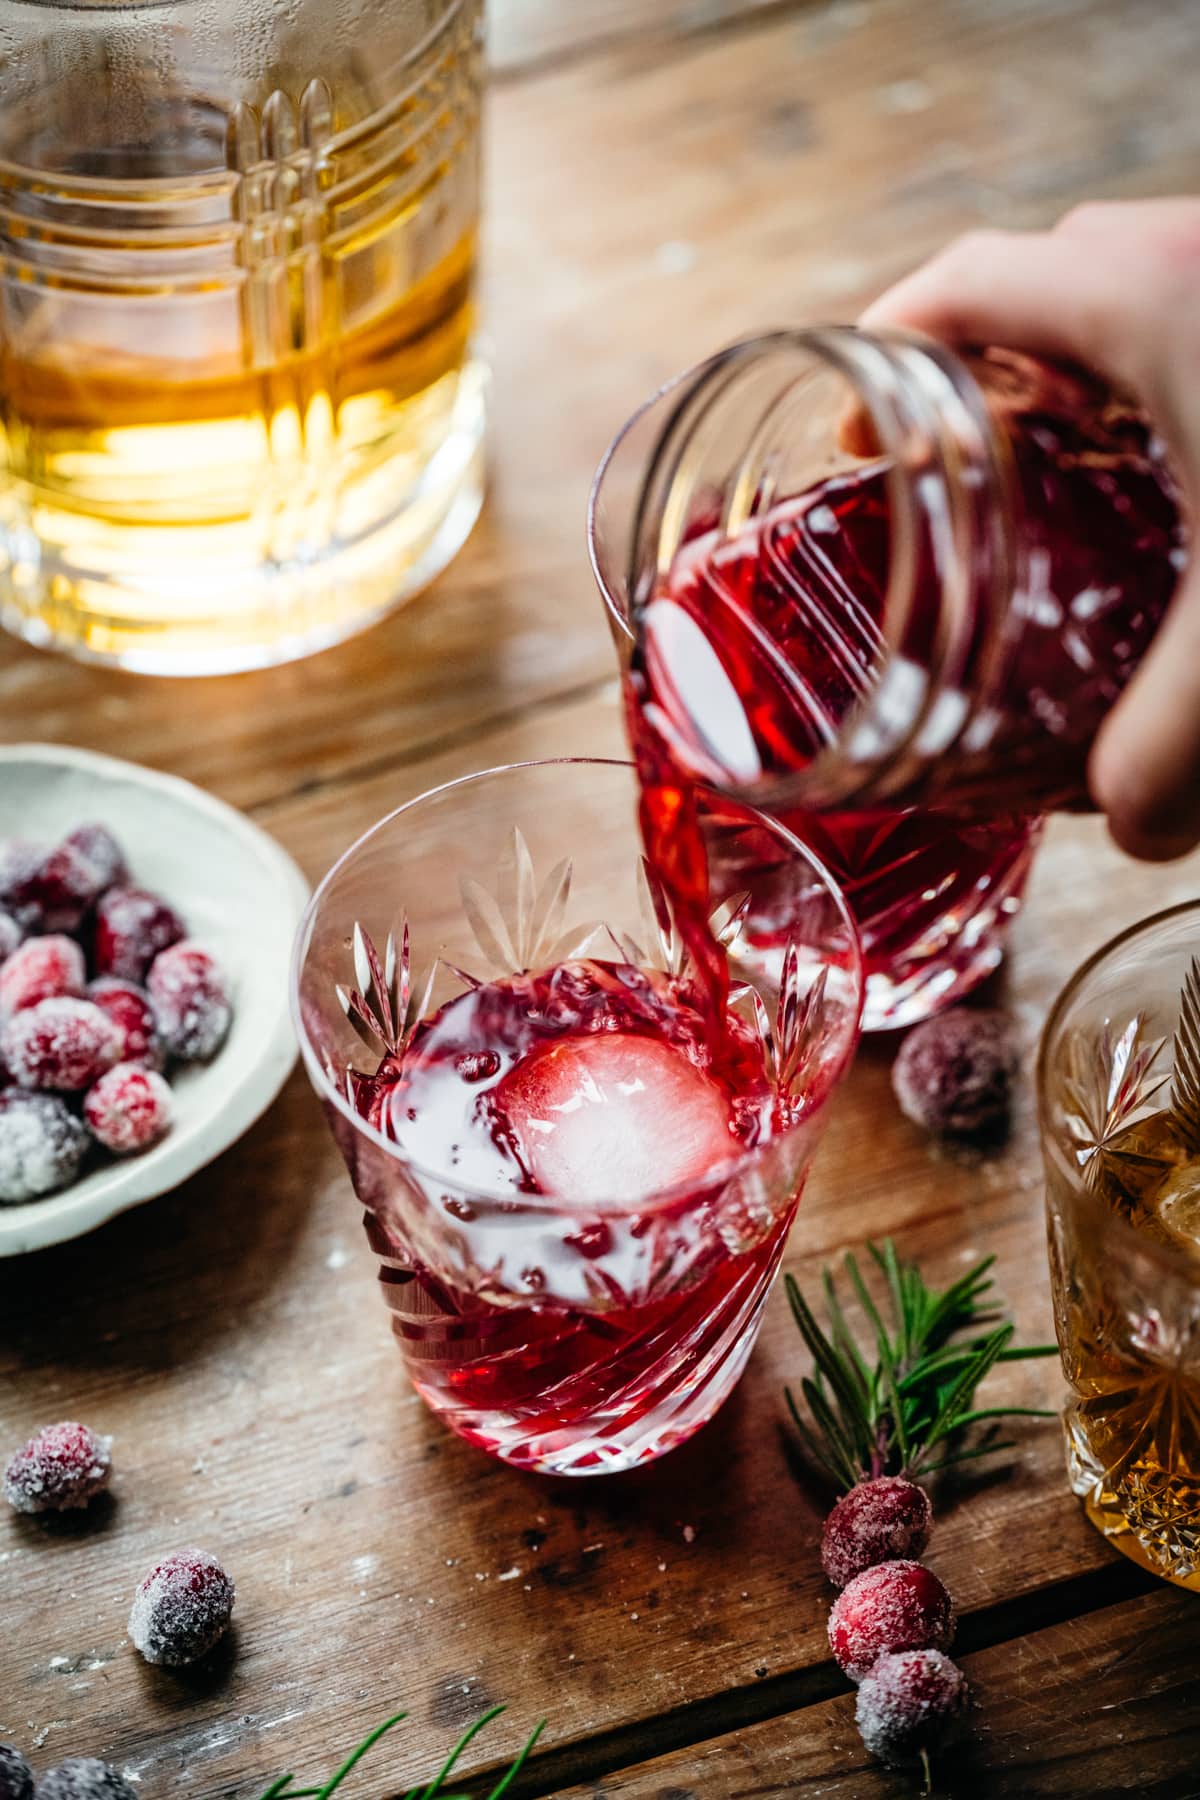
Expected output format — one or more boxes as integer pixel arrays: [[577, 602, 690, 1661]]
[[856, 1648, 969, 1768], [828, 1560, 955, 1683], [87, 978, 164, 1071], [3, 1421, 112, 1514], [0, 1744, 33, 1800], [129, 1548, 235, 1667], [13, 827, 124, 932], [0, 936, 86, 1021], [2, 998, 121, 1092], [0, 911, 22, 965], [61, 824, 127, 894], [93, 886, 184, 983], [147, 941, 231, 1062], [84, 1064, 172, 1154], [0, 841, 43, 927], [822, 1477, 933, 1588], [35, 1762, 136, 1800], [0, 1091, 89, 1202], [893, 1009, 1018, 1137]]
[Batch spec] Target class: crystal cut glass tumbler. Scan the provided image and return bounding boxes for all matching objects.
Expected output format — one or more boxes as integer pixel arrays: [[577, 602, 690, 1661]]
[[292, 759, 863, 1475], [1039, 900, 1200, 1590], [0, 0, 485, 673]]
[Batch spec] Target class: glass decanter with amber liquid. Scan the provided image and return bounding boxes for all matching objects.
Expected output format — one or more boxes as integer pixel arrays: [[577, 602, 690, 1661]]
[[0, 0, 486, 674]]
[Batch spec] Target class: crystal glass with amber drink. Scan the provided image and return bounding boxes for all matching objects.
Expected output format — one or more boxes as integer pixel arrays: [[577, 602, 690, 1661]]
[[0, 0, 485, 673], [1039, 901, 1200, 1590]]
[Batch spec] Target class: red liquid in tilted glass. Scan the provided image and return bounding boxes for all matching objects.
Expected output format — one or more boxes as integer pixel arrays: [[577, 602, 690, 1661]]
[[352, 957, 805, 1467], [629, 358, 1183, 1004]]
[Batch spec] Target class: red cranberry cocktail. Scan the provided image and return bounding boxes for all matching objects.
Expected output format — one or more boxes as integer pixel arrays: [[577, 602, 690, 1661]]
[[292, 759, 862, 1475], [591, 331, 1183, 1030]]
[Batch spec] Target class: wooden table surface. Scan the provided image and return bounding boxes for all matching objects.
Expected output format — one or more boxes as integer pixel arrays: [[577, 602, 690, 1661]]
[[3, 2, 1200, 1795]]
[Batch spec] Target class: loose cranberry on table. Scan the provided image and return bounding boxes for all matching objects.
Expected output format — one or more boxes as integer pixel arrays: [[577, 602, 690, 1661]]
[[36, 1761, 137, 1800], [93, 886, 184, 984], [86, 978, 164, 1071], [147, 941, 231, 1061], [892, 1008, 1018, 1138], [856, 1648, 969, 1771], [0, 936, 86, 1022], [129, 1548, 235, 1667], [822, 1475, 933, 1588], [3, 1421, 113, 1514], [85, 1064, 173, 1154], [0, 1743, 33, 1800], [0, 1091, 89, 1203], [828, 1559, 955, 1682], [1, 997, 121, 1092]]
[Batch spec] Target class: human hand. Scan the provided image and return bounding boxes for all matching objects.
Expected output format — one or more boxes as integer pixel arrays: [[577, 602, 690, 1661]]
[[861, 198, 1200, 861]]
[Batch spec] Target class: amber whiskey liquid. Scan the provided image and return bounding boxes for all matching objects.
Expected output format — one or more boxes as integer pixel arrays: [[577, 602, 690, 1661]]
[[1050, 1101, 1200, 1591], [0, 0, 485, 672]]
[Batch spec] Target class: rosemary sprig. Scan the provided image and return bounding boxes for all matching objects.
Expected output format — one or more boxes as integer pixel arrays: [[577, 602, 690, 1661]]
[[786, 1239, 1057, 1485], [258, 1707, 545, 1800]]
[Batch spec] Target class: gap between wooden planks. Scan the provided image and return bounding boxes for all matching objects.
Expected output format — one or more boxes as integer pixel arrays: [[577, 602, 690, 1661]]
[[542, 1581, 1199, 1799]]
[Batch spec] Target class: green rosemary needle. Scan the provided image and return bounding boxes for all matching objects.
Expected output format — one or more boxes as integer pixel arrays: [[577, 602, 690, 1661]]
[[786, 1239, 1057, 1486], [259, 1706, 545, 1800]]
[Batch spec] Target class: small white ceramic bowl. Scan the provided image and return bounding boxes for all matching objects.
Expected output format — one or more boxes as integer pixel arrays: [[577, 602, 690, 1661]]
[[0, 744, 309, 1255]]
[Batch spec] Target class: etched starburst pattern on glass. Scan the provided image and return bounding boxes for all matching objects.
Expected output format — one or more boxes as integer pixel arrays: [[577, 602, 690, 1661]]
[[336, 826, 823, 1112], [1044, 928, 1200, 1592], [1058, 1010, 1171, 1198], [1170, 957, 1200, 1154]]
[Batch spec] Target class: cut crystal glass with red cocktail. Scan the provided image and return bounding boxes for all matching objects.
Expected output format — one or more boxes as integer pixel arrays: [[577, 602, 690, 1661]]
[[292, 758, 862, 1475]]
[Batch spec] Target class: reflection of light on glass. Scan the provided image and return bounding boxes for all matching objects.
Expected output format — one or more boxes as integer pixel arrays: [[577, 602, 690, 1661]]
[[643, 597, 763, 787]]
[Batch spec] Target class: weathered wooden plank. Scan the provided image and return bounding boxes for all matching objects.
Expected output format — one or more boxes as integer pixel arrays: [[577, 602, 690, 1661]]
[[488, 0, 793, 76], [553, 1584, 1200, 1797]]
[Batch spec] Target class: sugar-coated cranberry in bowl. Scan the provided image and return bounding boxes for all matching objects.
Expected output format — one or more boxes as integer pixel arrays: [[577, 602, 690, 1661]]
[[1, 998, 122, 1092], [93, 886, 184, 984], [147, 941, 231, 1062], [87, 979, 165, 1072], [0, 744, 307, 1256], [84, 1064, 173, 1154], [0, 1092, 89, 1204], [0, 936, 86, 1022], [0, 811, 237, 1215]]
